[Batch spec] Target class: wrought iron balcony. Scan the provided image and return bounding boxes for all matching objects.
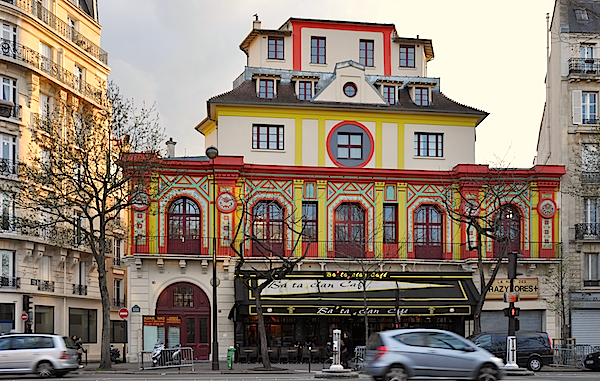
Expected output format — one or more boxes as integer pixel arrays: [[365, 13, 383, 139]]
[[0, 158, 18, 176], [575, 223, 600, 240], [583, 118, 599, 125], [73, 284, 87, 295], [569, 57, 600, 75], [0, 0, 108, 64], [0, 275, 19, 288], [34, 279, 55, 292], [113, 298, 126, 308], [581, 172, 600, 184], [0, 38, 106, 105]]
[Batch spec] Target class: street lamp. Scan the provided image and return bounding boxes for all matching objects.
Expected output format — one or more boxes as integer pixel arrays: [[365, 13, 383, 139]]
[[205, 145, 219, 370]]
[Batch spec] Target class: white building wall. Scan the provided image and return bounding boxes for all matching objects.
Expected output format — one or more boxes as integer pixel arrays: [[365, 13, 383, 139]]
[[247, 35, 293, 70], [382, 122, 399, 169], [302, 119, 319, 167]]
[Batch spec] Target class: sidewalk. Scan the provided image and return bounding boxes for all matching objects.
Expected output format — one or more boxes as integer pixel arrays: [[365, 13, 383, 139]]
[[78, 360, 328, 374]]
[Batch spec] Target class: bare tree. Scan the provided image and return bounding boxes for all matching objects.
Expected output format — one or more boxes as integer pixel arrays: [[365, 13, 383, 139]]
[[231, 198, 312, 370], [11, 83, 164, 368], [441, 168, 532, 335]]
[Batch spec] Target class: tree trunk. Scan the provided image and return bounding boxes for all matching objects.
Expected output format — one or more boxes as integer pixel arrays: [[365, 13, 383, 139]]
[[255, 293, 271, 370], [96, 251, 112, 369], [473, 233, 484, 335]]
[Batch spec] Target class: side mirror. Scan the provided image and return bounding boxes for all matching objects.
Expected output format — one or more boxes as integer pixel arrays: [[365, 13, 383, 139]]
[[464, 346, 475, 352]]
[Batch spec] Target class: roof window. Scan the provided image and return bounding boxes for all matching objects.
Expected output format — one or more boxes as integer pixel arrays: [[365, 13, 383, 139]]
[[576, 9, 589, 21]]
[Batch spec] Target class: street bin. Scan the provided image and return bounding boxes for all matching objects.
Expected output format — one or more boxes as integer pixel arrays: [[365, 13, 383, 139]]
[[227, 346, 236, 369]]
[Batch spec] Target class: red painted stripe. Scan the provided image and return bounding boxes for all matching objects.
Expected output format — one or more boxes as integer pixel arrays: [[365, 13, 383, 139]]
[[291, 20, 393, 74]]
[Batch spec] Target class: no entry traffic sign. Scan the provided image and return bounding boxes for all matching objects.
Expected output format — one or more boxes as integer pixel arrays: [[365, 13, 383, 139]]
[[21, 312, 29, 321], [118, 308, 129, 320]]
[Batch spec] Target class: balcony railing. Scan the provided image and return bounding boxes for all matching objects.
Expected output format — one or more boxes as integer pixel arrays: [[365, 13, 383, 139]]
[[0, 38, 106, 105], [582, 172, 600, 184], [0, 275, 19, 289], [569, 57, 600, 75], [131, 236, 561, 260], [73, 284, 87, 295], [0, 0, 108, 64], [575, 223, 600, 240], [0, 158, 18, 176], [33, 279, 55, 292], [113, 298, 125, 308]]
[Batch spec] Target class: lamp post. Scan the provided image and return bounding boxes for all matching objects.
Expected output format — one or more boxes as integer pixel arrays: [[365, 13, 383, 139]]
[[205, 145, 219, 370]]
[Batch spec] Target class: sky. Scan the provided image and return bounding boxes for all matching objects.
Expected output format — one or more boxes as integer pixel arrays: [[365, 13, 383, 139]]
[[99, 0, 555, 168]]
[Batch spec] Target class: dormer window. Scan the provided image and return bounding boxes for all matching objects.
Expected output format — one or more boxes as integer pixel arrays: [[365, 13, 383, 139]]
[[383, 85, 396, 104], [576, 9, 589, 21], [414, 87, 430, 106], [298, 81, 313, 100], [400, 45, 415, 68], [258, 79, 275, 99], [268, 37, 284, 60]]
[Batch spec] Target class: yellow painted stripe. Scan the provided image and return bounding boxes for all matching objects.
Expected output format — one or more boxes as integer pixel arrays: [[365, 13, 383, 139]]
[[216, 105, 480, 127], [375, 121, 382, 168], [318, 118, 326, 166], [295, 117, 302, 166]]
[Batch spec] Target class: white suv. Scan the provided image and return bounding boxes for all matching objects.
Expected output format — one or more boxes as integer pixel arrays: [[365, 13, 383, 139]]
[[0, 334, 79, 378]]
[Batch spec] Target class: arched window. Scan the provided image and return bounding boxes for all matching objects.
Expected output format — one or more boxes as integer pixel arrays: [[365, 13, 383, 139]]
[[494, 205, 521, 257], [252, 201, 284, 256], [414, 205, 443, 259], [334, 202, 366, 258], [167, 197, 201, 254]]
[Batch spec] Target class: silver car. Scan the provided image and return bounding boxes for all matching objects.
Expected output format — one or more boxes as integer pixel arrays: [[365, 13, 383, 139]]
[[0, 334, 79, 378], [365, 329, 505, 381]]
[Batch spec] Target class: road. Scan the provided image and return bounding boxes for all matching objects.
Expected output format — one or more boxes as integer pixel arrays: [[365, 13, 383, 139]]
[[0, 370, 599, 380]]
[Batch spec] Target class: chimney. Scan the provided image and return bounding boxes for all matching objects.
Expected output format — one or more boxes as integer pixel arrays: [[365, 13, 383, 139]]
[[166, 137, 176, 158], [253, 14, 261, 29]]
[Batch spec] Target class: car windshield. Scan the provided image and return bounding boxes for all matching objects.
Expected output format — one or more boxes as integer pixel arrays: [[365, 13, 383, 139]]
[[63, 336, 78, 349]]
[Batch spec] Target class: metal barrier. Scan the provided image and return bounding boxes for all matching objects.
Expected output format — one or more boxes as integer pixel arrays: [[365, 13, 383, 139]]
[[138, 347, 195, 371], [553, 345, 600, 367]]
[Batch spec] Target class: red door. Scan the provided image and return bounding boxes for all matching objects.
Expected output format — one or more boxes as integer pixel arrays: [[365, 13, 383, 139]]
[[156, 282, 210, 360]]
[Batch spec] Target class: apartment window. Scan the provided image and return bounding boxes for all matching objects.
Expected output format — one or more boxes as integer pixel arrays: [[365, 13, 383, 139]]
[[414, 87, 430, 106], [311, 37, 326, 64], [298, 81, 312, 100], [0, 135, 16, 176], [69, 308, 97, 343], [252, 201, 284, 256], [494, 205, 521, 257], [343, 82, 357, 98], [74, 64, 84, 91], [585, 253, 600, 286], [1, 23, 17, 59], [302, 202, 317, 241], [582, 144, 600, 183], [0, 304, 14, 332], [39, 42, 52, 72], [400, 45, 415, 68], [383, 204, 397, 243], [167, 197, 201, 254], [583, 92, 598, 124], [74, 211, 84, 245], [34, 306, 54, 334], [268, 37, 284, 60], [114, 238, 122, 266], [40, 256, 51, 282], [383, 85, 396, 104], [258, 79, 275, 99], [359, 39, 374, 67], [113, 279, 124, 307], [414, 133, 443, 157], [337, 133, 362, 159], [1, 77, 17, 108], [414, 205, 443, 259], [0, 250, 16, 287], [111, 320, 127, 343], [252, 125, 284, 150], [74, 261, 86, 287], [0, 193, 14, 231]]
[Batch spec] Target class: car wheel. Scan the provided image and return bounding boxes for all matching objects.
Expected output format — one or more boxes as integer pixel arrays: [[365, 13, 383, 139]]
[[384, 366, 408, 381], [527, 356, 542, 372], [477, 365, 499, 381], [36, 361, 54, 378]]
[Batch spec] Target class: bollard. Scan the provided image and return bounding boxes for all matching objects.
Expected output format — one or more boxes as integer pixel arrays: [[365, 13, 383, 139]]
[[227, 346, 236, 369]]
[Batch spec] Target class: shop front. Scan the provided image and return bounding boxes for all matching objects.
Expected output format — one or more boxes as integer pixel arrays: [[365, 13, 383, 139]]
[[231, 271, 479, 350]]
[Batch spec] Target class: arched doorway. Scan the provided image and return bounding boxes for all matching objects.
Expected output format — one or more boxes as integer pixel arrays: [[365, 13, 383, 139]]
[[156, 282, 210, 360]]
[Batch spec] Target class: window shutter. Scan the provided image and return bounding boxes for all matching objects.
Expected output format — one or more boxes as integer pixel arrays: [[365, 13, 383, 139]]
[[573, 90, 583, 125]]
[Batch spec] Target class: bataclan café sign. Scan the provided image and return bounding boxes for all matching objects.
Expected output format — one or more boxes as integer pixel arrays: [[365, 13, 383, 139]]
[[233, 271, 479, 317]]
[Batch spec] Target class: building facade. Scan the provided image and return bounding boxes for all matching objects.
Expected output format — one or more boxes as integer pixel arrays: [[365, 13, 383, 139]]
[[0, 0, 123, 359], [537, 0, 600, 345], [127, 17, 564, 362]]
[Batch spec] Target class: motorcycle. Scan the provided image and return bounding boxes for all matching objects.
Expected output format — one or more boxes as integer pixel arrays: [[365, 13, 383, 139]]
[[110, 345, 121, 363], [151, 342, 182, 366]]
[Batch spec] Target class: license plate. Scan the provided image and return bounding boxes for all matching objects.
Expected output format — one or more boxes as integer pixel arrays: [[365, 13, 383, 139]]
[[586, 360, 594, 364]]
